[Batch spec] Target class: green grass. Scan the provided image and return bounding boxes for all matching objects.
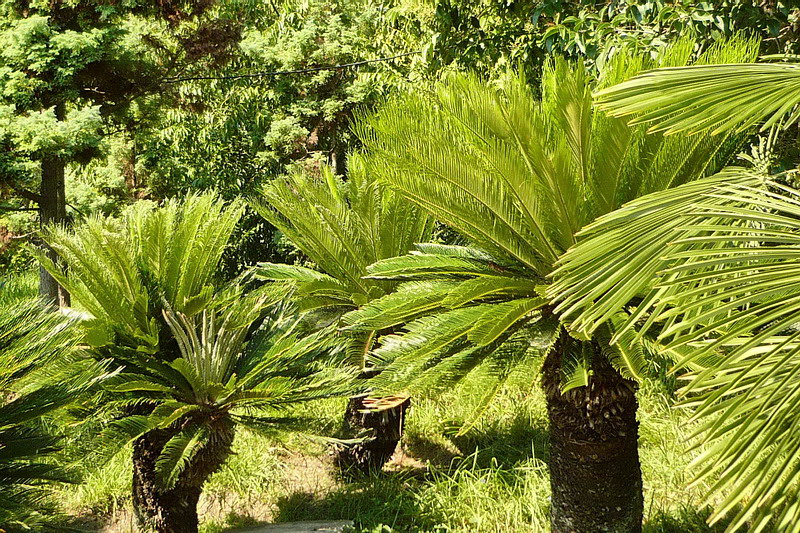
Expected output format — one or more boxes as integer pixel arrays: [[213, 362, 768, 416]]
[[55, 375, 736, 533]]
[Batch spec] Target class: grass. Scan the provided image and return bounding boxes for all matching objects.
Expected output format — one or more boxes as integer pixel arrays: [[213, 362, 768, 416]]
[[54, 374, 736, 533]]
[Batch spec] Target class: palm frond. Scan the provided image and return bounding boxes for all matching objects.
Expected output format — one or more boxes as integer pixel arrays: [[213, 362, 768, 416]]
[[596, 62, 800, 136], [575, 181, 800, 531], [549, 167, 766, 340], [0, 300, 81, 528], [251, 156, 434, 306]]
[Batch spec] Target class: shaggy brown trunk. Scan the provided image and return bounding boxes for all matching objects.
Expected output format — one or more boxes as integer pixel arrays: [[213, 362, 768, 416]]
[[542, 332, 643, 533], [132, 422, 235, 533], [333, 391, 411, 475], [38, 152, 70, 307]]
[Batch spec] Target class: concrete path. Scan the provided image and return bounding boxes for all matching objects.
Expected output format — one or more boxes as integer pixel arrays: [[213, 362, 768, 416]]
[[230, 520, 353, 532]]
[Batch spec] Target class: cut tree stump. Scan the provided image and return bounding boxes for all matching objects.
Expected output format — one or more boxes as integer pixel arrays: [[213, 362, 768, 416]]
[[333, 393, 411, 475]]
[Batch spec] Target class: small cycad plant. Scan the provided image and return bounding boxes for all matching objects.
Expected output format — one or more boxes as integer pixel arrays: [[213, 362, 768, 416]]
[[251, 156, 434, 472], [36, 194, 354, 533]]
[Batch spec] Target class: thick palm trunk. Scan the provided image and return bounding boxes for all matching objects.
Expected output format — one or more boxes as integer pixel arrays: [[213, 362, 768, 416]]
[[542, 333, 643, 533], [132, 424, 234, 533]]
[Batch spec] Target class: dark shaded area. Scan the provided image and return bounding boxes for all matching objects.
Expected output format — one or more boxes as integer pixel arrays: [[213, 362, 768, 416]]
[[272, 473, 434, 532]]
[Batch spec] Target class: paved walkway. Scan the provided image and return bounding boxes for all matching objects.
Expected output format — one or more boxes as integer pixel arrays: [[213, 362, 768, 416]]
[[230, 520, 353, 532]]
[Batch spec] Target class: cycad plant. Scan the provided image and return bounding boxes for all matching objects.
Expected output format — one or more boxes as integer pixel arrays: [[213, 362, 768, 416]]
[[251, 156, 434, 471], [37, 194, 354, 533], [548, 53, 800, 533], [348, 38, 757, 532], [0, 299, 78, 531]]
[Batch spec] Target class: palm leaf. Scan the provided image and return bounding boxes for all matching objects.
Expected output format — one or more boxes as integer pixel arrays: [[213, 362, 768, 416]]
[[594, 61, 799, 136]]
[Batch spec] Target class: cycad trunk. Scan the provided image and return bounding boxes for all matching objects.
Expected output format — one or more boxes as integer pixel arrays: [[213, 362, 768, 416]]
[[542, 333, 643, 533], [132, 423, 234, 533]]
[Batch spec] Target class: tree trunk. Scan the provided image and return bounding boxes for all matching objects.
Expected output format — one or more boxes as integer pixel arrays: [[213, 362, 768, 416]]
[[333, 391, 411, 476], [542, 332, 643, 533], [38, 152, 70, 307], [132, 422, 235, 533]]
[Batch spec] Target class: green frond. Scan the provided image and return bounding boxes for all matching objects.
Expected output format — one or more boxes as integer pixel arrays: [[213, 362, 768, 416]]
[[595, 62, 799, 136], [549, 167, 766, 340], [341, 280, 460, 331], [560, 341, 593, 392], [156, 425, 210, 489], [372, 307, 488, 367], [602, 317, 649, 382], [254, 263, 337, 283], [365, 252, 523, 280], [467, 298, 546, 346], [455, 335, 543, 435], [251, 157, 434, 306], [0, 299, 80, 528]]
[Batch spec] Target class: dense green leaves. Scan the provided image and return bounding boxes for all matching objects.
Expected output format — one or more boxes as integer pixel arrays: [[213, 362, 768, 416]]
[[34, 194, 245, 350], [549, 167, 766, 340]]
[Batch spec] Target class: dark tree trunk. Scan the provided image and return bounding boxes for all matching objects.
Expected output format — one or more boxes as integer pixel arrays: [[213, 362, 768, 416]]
[[132, 422, 235, 533], [333, 392, 411, 475], [542, 332, 643, 533], [38, 152, 70, 307]]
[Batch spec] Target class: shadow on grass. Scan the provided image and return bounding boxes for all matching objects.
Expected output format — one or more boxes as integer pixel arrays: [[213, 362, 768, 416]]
[[644, 506, 745, 533], [404, 407, 549, 471], [271, 472, 433, 532]]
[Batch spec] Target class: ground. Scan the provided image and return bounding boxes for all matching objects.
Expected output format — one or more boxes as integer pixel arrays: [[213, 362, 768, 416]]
[[54, 375, 736, 533]]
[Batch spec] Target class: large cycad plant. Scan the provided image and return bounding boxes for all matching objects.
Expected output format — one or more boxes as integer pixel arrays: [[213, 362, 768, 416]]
[[251, 156, 434, 471], [37, 194, 353, 533], [549, 52, 800, 533], [349, 38, 756, 532]]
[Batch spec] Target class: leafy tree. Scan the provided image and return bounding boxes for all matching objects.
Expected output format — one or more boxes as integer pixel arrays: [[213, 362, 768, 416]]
[[346, 38, 756, 532], [0, 299, 80, 531], [0, 0, 249, 301], [384, 0, 799, 80], [251, 155, 433, 471], [139, 0, 420, 277], [36, 193, 354, 533]]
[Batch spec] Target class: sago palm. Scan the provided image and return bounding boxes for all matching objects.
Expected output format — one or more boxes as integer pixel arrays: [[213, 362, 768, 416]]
[[347, 38, 757, 533], [0, 299, 80, 531], [36, 194, 354, 533], [549, 53, 800, 533], [250, 156, 434, 471], [551, 174, 800, 533]]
